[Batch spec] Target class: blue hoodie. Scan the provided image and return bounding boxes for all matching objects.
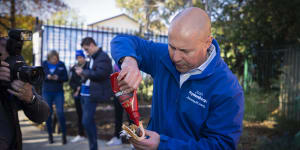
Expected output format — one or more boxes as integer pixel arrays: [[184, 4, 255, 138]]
[[111, 35, 244, 150], [42, 61, 68, 92]]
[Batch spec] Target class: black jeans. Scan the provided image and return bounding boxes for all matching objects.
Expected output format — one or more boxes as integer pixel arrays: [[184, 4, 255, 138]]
[[113, 96, 133, 138], [74, 95, 84, 136]]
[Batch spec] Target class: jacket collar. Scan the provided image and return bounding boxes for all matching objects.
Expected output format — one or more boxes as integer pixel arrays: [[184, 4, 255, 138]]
[[91, 48, 102, 59], [44, 60, 62, 66], [160, 39, 221, 82], [160, 52, 180, 84]]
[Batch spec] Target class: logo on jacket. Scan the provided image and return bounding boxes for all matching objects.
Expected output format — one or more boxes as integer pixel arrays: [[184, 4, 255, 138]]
[[185, 90, 207, 108]]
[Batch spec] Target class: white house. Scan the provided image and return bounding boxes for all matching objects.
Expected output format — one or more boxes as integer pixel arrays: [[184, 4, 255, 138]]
[[88, 13, 140, 32]]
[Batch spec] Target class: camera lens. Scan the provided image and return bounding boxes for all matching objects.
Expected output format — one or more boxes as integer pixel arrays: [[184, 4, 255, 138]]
[[30, 70, 37, 82], [6, 57, 45, 85], [17, 66, 45, 85]]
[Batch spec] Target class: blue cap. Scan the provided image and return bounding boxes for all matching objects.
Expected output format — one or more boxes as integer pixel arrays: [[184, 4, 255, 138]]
[[75, 50, 85, 58]]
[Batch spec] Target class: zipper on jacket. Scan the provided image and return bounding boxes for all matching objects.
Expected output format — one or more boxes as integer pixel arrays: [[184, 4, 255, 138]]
[[175, 86, 182, 104]]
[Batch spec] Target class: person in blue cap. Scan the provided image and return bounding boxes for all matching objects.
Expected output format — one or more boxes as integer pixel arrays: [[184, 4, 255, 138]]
[[69, 50, 86, 143]]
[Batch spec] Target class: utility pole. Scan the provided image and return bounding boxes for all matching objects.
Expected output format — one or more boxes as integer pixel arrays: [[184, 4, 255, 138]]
[[143, 0, 151, 38], [10, 0, 16, 29], [187, 0, 193, 7]]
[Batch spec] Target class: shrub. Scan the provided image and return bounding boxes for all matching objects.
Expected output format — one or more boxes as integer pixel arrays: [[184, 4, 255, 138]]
[[244, 82, 279, 122]]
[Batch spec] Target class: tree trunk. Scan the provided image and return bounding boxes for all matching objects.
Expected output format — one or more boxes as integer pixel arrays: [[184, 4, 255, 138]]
[[10, 0, 16, 29], [187, 0, 193, 7], [145, 0, 150, 36]]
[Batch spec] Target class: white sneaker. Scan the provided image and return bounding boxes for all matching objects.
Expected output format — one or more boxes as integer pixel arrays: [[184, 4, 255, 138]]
[[70, 135, 85, 143], [130, 144, 136, 150], [106, 137, 122, 146]]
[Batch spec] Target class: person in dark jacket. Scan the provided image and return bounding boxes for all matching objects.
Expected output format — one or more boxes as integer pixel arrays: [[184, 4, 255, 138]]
[[75, 37, 112, 150], [0, 37, 49, 150], [111, 7, 244, 150], [42, 50, 68, 144], [69, 50, 86, 143]]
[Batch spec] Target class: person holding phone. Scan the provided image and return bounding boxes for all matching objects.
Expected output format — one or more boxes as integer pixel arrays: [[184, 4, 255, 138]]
[[42, 50, 68, 144]]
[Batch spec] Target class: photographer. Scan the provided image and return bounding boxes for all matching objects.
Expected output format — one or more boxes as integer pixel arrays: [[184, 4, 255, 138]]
[[0, 37, 49, 150]]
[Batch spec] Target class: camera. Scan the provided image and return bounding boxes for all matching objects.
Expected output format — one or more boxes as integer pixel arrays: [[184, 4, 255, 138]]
[[4, 56, 45, 85], [6, 29, 32, 56], [0, 29, 44, 86]]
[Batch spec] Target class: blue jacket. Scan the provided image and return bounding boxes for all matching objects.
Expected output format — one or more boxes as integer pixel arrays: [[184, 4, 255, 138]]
[[111, 35, 244, 150], [42, 61, 68, 92]]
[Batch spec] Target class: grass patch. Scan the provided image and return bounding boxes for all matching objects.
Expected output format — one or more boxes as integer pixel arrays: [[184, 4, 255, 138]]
[[244, 83, 279, 122]]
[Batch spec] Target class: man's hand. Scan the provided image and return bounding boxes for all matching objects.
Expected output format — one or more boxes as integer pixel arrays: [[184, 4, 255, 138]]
[[7, 80, 33, 103], [130, 129, 160, 150], [47, 74, 51, 79], [47, 74, 58, 80], [74, 87, 80, 97], [75, 67, 83, 76], [118, 57, 142, 94], [52, 74, 58, 80], [0, 61, 10, 82], [73, 91, 79, 97]]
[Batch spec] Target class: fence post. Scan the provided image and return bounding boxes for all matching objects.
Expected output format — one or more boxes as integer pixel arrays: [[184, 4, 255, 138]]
[[243, 58, 248, 91]]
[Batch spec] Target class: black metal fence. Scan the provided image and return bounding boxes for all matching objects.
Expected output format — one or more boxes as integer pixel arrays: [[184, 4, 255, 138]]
[[243, 48, 300, 121], [33, 23, 168, 69]]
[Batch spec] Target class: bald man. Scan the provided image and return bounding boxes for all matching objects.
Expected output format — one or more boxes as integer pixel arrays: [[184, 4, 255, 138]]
[[111, 7, 244, 150]]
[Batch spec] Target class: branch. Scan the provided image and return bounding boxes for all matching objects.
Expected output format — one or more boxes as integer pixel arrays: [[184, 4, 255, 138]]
[[0, 15, 10, 21], [0, 20, 10, 30]]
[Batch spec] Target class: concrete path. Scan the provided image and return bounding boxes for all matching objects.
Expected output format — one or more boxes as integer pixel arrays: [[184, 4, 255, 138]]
[[19, 111, 132, 150]]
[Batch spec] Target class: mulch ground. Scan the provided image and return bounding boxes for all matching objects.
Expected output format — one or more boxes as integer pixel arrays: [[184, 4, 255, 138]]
[[238, 121, 279, 150], [45, 105, 285, 149]]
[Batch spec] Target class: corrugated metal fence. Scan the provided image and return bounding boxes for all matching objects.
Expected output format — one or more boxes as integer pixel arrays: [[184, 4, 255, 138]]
[[280, 48, 300, 121]]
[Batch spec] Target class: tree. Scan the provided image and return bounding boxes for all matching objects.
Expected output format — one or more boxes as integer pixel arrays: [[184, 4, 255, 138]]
[[48, 8, 86, 26], [214, 0, 300, 89], [116, 0, 196, 34], [0, 0, 67, 31], [116, 0, 300, 89], [0, 15, 36, 65], [0, 0, 67, 65], [116, 0, 164, 34], [115, 0, 221, 33]]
